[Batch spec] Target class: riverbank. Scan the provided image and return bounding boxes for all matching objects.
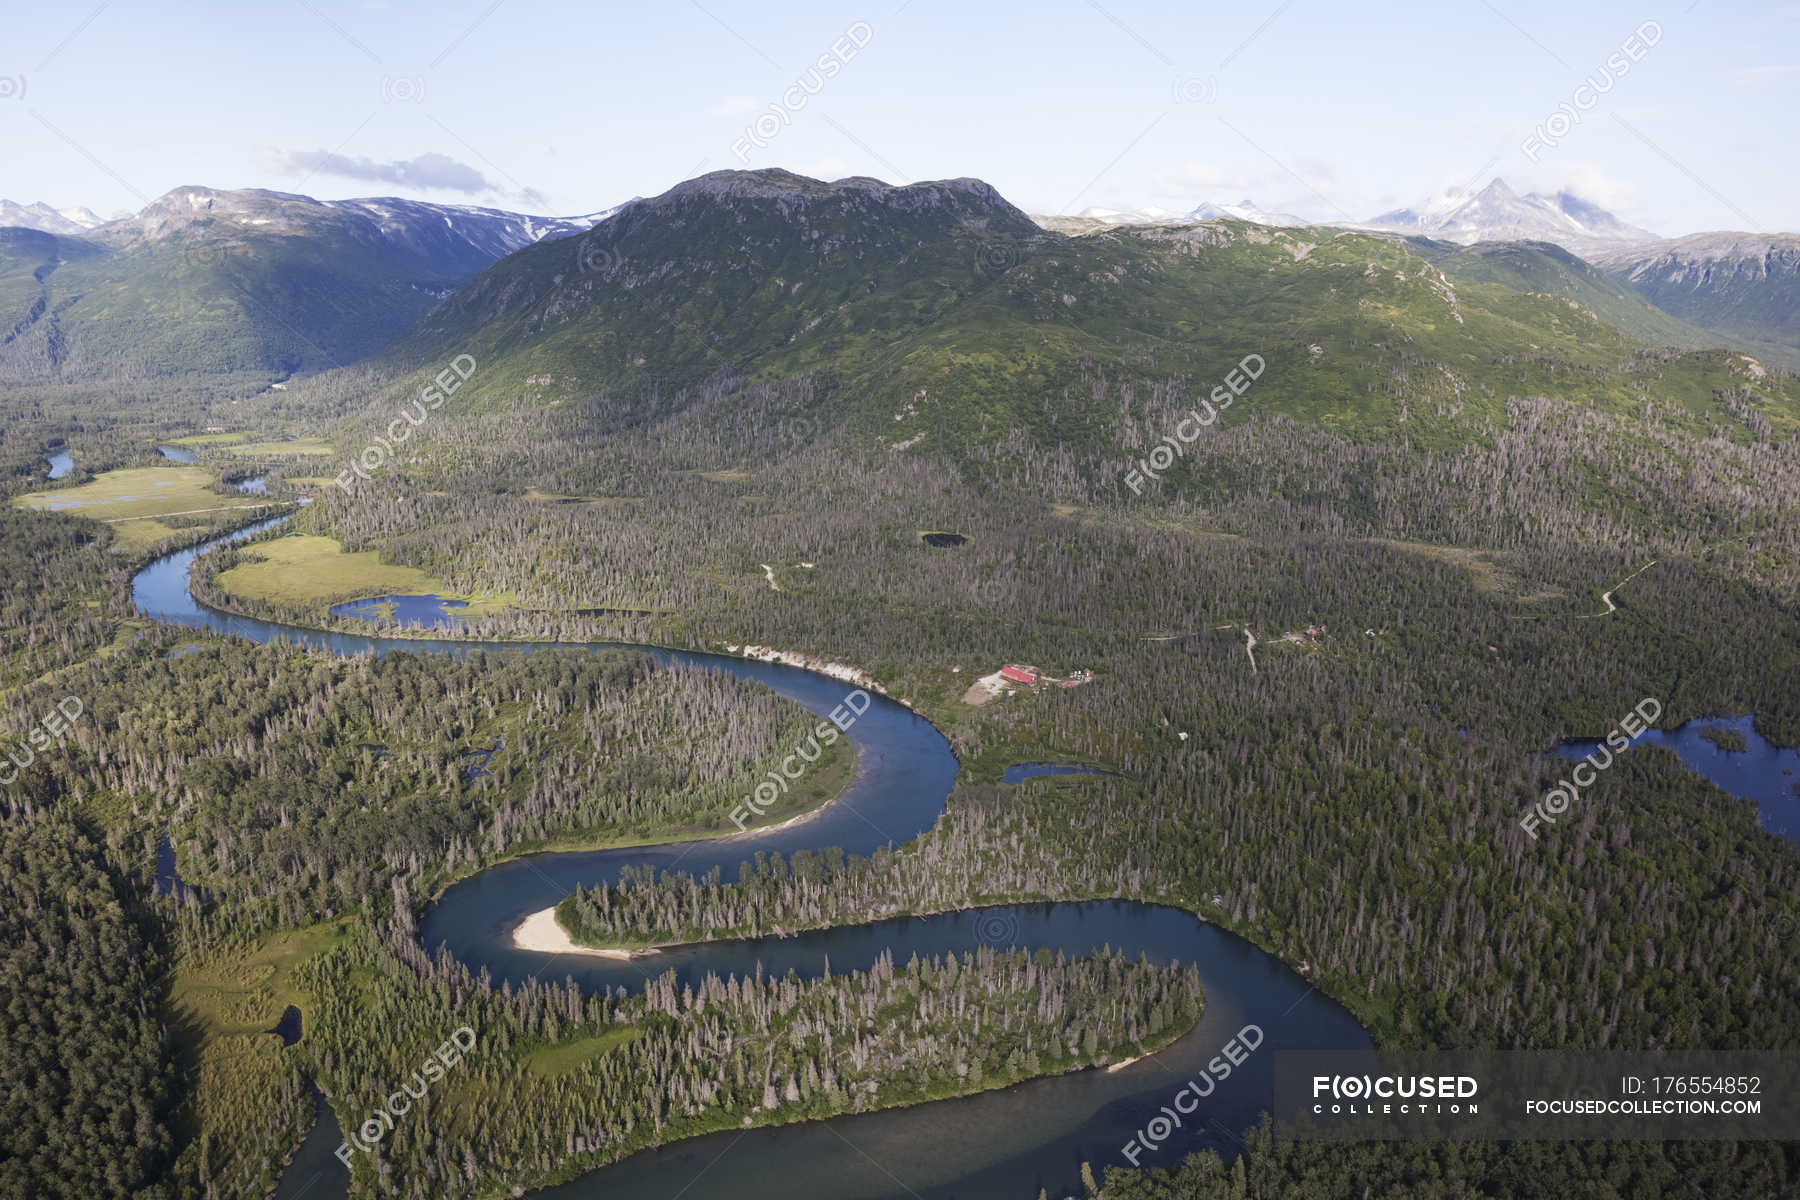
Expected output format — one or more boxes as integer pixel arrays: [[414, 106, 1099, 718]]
[[513, 908, 665, 959], [724, 643, 889, 696], [133, 516, 1375, 1200]]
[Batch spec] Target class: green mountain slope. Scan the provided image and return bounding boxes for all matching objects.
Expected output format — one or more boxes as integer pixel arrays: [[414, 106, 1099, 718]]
[[0, 188, 592, 384], [397, 169, 1047, 391], [1591, 233, 1800, 370], [382, 171, 1798, 451], [1409, 238, 1729, 353]]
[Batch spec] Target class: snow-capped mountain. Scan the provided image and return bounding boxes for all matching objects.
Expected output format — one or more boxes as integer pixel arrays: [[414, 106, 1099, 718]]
[[99, 186, 621, 264], [1032, 197, 1308, 233], [1071, 205, 1184, 225], [1585, 231, 1800, 364], [0, 200, 106, 236], [0, 186, 635, 380], [1360, 179, 1655, 251], [307, 197, 625, 261], [1184, 199, 1309, 226]]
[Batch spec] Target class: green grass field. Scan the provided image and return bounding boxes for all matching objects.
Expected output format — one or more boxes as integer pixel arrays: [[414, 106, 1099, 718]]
[[521, 1028, 642, 1079], [170, 432, 335, 456], [228, 438, 335, 456], [13, 466, 277, 551], [216, 534, 512, 615], [168, 431, 252, 446], [171, 920, 354, 1046]]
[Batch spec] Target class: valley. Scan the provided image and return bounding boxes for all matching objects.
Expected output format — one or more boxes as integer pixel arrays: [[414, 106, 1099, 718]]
[[3, 98, 1798, 1200]]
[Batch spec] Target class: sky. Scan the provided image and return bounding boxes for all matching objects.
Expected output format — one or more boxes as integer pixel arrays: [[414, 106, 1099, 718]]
[[4, 0, 1797, 235]]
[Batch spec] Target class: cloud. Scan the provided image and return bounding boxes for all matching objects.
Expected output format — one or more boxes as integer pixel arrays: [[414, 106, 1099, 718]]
[[709, 95, 758, 117], [265, 149, 499, 195], [1524, 162, 1639, 212]]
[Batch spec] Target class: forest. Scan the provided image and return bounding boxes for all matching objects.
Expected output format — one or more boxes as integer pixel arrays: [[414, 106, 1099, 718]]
[[0, 301, 1796, 1197]]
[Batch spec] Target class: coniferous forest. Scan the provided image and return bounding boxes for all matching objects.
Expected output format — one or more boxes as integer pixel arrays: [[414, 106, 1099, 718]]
[[3, 148, 1800, 1200]]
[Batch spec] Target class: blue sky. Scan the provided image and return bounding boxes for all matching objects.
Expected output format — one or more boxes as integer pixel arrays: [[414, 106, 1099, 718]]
[[5, 0, 1796, 234]]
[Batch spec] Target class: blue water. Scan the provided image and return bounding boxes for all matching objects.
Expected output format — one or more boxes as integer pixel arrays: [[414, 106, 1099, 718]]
[[331, 593, 469, 626], [1002, 762, 1113, 784], [132, 518, 1372, 1200], [234, 475, 268, 495], [463, 736, 502, 781], [1555, 714, 1800, 843], [157, 444, 199, 464], [267, 1005, 303, 1047], [155, 836, 202, 902], [273, 1084, 346, 1200], [46, 451, 73, 479]]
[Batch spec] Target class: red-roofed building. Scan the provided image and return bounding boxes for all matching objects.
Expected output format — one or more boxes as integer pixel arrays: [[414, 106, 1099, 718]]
[[1000, 664, 1040, 685]]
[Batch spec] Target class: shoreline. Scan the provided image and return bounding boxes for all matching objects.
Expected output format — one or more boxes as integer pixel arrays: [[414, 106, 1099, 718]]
[[724, 642, 889, 697], [512, 907, 666, 959], [714, 791, 842, 841], [509, 773, 867, 958], [1105, 1049, 1155, 1072]]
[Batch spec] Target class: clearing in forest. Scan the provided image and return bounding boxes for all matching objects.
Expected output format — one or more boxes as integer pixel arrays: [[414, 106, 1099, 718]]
[[13, 466, 277, 551], [215, 534, 512, 616]]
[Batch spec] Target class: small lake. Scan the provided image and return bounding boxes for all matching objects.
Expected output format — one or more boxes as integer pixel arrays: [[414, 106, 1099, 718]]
[[157, 444, 199, 464], [46, 451, 73, 479], [234, 475, 268, 495], [267, 1005, 303, 1047], [330, 594, 470, 626], [1555, 715, 1800, 843], [1001, 762, 1113, 785], [463, 737, 503, 781], [155, 836, 202, 902]]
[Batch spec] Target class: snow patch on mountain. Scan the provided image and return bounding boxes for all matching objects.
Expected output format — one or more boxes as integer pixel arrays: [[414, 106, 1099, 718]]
[[1358, 179, 1656, 251], [0, 200, 106, 236]]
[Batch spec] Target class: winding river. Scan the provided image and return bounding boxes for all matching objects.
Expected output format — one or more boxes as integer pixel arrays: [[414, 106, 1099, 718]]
[[133, 520, 1372, 1200]]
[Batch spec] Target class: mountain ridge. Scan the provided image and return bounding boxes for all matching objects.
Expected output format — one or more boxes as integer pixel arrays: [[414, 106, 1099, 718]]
[[0, 200, 107, 237], [1359, 178, 1657, 251], [375, 168, 1796, 461], [0, 185, 628, 381]]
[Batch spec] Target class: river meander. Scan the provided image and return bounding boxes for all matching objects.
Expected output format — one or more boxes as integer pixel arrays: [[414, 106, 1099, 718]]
[[132, 519, 1372, 1200]]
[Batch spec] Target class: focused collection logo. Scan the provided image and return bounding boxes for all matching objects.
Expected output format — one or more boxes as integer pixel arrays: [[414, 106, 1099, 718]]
[[1311, 1073, 1480, 1115]]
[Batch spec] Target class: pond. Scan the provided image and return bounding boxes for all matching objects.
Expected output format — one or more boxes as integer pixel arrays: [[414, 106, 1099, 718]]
[[1554, 714, 1800, 843], [330, 594, 470, 626]]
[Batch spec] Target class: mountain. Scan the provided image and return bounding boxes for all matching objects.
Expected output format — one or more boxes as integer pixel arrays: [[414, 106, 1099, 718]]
[[1079, 205, 1184, 224], [0, 186, 620, 382], [1408, 237, 1729, 354], [0, 200, 105, 236], [398, 169, 1047, 389], [1184, 199, 1308, 226], [1031, 198, 1306, 234], [1588, 233, 1800, 369], [385, 169, 1795, 450], [93, 186, 616, 277], [1031, 206, 1178, 233], [1361, 179, 1655, 252], [1360, 182, 1799, 366]]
